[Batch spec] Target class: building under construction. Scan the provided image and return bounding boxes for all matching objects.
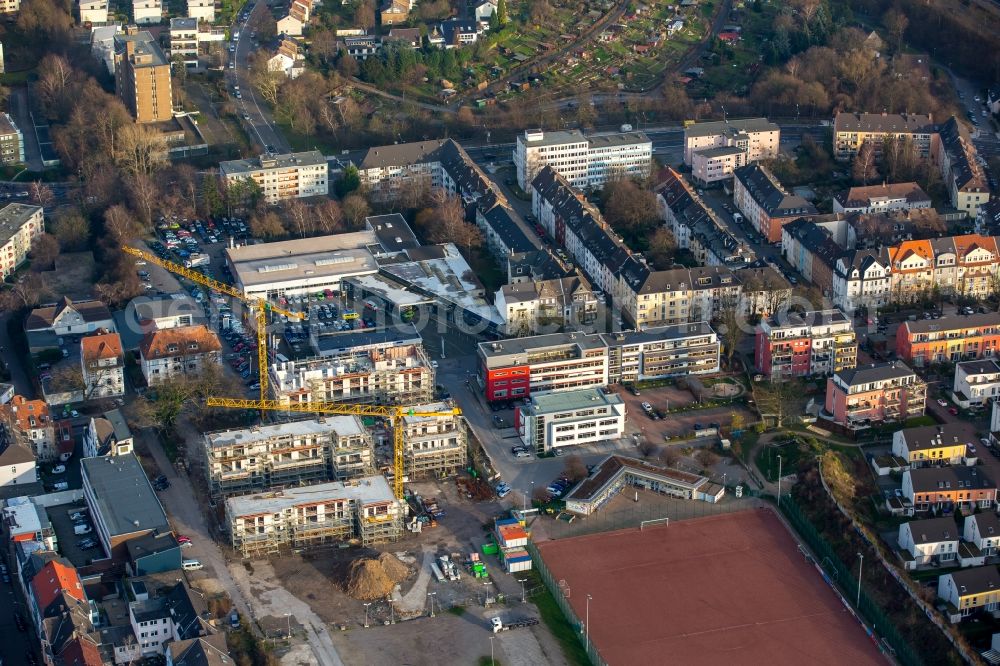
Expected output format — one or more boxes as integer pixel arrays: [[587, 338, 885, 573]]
[[269, 345, 434, 407], [225, 476, 404, 558], [397, 401, 468, 479], [204, 417, 374, 499]]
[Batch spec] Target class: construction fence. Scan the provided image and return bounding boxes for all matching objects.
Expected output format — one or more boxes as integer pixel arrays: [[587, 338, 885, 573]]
[[527, 540, 608, 666]]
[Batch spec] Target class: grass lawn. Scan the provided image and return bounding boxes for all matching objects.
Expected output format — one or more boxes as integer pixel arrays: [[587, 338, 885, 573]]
[[522, 570, 590, 666], [756, 436, 810, 482]]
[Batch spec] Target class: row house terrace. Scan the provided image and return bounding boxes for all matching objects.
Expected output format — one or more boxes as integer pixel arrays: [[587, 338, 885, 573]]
[[896, 312, 1000, 366]]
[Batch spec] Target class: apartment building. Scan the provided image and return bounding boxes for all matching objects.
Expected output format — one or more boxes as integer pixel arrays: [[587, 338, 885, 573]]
[[269, 345, 433, 407], [733, 164, 817, 243], [0, 203, 43, 280], [833, 182, 932, 214], [683, 117, 780, 165], [0, 113, 24, 165], [138, 324, 222, 386], [896, 312, 1000, 366], [479, 333, 609, 402], [2, 395, 56, 461], [79, 0, 109, 23], [755, 309, 857, 379], [187, 0, 214, 21], [897, 517, 960, 569], [690, 146, 748, 186], [903, 466, 997, 513], [354, 139, 462, 200], [938, 566, 1000, 623], [936, 116, 991, 218], [953, 359, 1000, 408], [204, 417, 374, 498], [614, 265, 745, 328], [603, 323, 721, 383], [81, 332, 125, 399], [225, 476, 403, 557], [891, 424, 971, 467], [220, 150, 328, 204], [513, 128, 652, 191], [478, 323, 721, 401], [823, 360, 927, 428], [168, 17, 199, 68], [516, 388, 626, 453], [494, 275, 597, 336], [114, 31, 173, 123], [397, 401, 467, 479], [832, 249, 892, 314], [132, 0, 161, 23], [833, 112, 937, 161]]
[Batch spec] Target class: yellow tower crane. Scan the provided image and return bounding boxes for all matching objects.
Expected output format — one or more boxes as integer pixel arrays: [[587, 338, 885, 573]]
[[122, 245, 462, 499], [122, 245, 304, 403]]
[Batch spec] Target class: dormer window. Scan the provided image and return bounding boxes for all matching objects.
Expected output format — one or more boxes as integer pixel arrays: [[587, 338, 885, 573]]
[[167, 344, 179, 353], [188, 342, 199, 350]]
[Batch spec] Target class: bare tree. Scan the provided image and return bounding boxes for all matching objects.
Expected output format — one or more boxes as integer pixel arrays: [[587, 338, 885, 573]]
[[30, 181, 55, 208], [659, 447, 681, 468], [127, 174, 160, 229], [249, 211, 285, 239], [695, 449, 720, 470], [342, 194, 370, 228], [10, 273, 49, 308], [116, 123, 168, 177], [104, 205, 142, 244], [314, 199, 344, 234], [51, 211, 91, 251], [852, 141, 877, 185], [562, 454, 588, 482], [29, 233, 60, 270], [282, 199, 315, 238], [248, 53, 283, 106]]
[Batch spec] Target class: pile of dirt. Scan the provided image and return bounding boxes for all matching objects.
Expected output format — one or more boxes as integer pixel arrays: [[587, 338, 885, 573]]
[[377, 552, 410, 583], [344, 558, 394, 600]]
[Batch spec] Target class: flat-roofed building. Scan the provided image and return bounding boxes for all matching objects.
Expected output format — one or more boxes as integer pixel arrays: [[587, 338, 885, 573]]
[[514, 128, 652, 190], [755, 309, 857, 380], [516, 388, 626, 453], [219, 151, 328, 204], [690, 145, 748, 185], [601, 323, 721, 383], [953, 359, 1000, 408], [270, 345, 434, 407], [132, 0, 161, 23], [682, 117, 780, 165], [204, 417, 374, 498], [223, 231, 380, 299], [79, 0, 109, 23], [397, 401, 467, 479], [115, 30, 172, 123], [225, 476, 403, 556], [833, 182, 932, 214], [0, 203, 43, 280], [81, 454, 170, 559]]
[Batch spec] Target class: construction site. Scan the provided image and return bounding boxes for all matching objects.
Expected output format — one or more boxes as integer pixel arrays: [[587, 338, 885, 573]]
[[225, 475, 404, 558], [394, 401, 468, 481], [268, 345, 435, 407], [203, 416, 375, 499]]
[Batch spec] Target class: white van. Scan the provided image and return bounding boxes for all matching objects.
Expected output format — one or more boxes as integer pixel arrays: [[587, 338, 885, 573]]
[[182, 560, 204, 571]]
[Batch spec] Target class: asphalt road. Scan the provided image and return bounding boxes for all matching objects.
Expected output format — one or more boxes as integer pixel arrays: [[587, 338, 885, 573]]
[[230, 0, 290, 154]]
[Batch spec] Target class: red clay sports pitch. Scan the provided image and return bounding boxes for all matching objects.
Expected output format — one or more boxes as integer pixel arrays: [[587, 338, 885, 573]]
[[537, 508, 884, 665]]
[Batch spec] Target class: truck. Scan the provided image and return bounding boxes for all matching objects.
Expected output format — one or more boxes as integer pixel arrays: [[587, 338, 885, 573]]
[[184, 253, 210, 268], [491, 616, 540, 633], [439, 555, 461, 581], [430, 561, 446, 582]]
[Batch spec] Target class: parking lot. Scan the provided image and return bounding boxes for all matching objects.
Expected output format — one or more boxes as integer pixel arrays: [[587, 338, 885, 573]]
[[47, 502, 102, 566]]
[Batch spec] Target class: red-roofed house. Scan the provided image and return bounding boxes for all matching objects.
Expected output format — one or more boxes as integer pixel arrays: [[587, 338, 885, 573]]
[[29, 559, 88, 642], [59, 636, 104, 666], [138, 324, 222, 386], [2, 395, 57, 461], [81, 332, 125, 399]]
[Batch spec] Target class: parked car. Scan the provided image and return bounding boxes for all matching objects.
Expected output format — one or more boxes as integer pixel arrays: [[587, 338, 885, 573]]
[[50, 464, 66, 474]]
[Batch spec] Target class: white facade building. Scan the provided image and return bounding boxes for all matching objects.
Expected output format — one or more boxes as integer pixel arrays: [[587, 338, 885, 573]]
[[513, 129, 652, 191], [83, 409, 134, 458], [132, 0, 162, 24], [517, 388, 626, 453], [965, 513, 1000, 557], [138, 324, 222, 386], [0, 437, 36, 487], [0, 204, 43, 280], [186, 0, 214, 21], [219, 150, 328, 204], [897, 517, 960, 569], [831, 250, 891, 315], [690, 145, 748, 185], [79, 0, 109, 24], [952, 359, 1000, 408], [81, 332, 125, 399], [682, 118, 780, 166]]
